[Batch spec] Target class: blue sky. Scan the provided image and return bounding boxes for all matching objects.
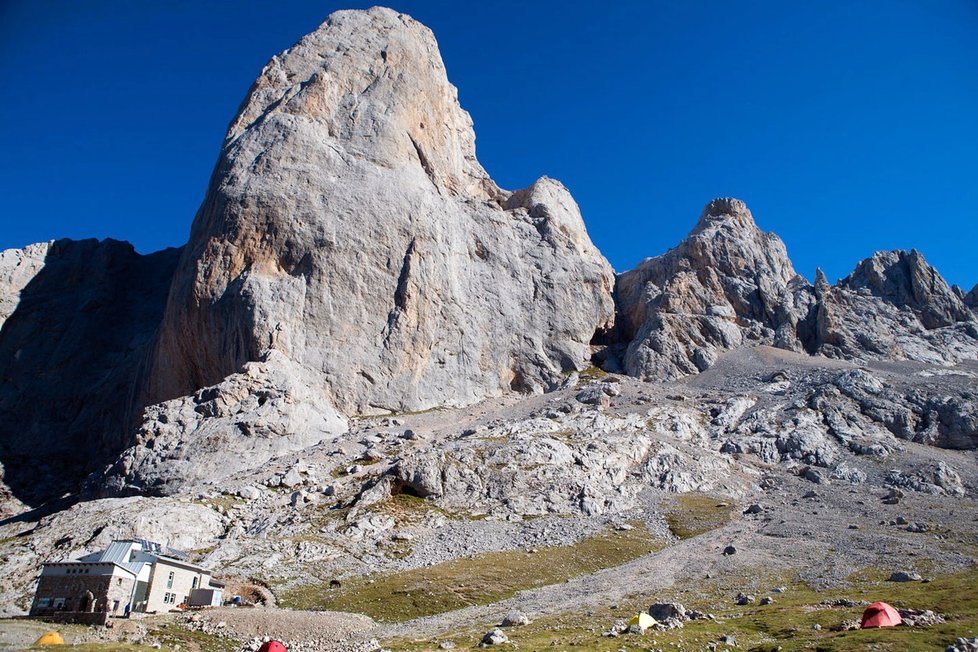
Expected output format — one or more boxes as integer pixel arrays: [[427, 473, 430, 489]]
[[1, 1, 976, 288]]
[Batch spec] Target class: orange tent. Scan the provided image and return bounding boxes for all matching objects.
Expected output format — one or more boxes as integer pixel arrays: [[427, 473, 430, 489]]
[[861, 602, 902, 628]]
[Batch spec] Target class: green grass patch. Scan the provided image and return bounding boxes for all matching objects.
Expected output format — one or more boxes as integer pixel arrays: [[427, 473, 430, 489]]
[[278, 524, 664, 621], [664, 492, 737, 539], [577, 365, 608, 382], [14, 621, 236, 652], [385, 565, 978, 651], [193, 494, 243, 513]]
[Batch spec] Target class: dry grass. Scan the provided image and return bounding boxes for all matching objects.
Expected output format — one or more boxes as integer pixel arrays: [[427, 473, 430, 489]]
[[279, 524, 664, 621]]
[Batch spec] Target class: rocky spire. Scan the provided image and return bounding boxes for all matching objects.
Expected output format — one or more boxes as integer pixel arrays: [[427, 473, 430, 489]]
[[614, 198, 805, 380]]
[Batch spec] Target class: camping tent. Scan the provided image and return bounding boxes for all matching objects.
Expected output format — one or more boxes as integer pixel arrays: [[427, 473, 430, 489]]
[[628, 612, 657, 633], [861, 602, 902, 628], [34, 631, 64, 645], [257, 641, 287, 652]]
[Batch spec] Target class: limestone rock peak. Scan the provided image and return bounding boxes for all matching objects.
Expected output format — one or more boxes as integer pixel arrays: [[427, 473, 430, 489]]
[[613, 198, 804, 380], [139, 4, 615, 494]]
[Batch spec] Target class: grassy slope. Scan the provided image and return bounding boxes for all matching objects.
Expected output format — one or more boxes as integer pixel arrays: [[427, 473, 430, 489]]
[[386, 565, 978, 651], [279, 524, 664, 621]]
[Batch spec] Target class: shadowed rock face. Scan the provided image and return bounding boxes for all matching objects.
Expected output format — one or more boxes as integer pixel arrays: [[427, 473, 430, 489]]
[[146, 6, 615, 417], [0, 240, 180, 506], [839, 250, 973, 329], [966, 284, 978, 311]]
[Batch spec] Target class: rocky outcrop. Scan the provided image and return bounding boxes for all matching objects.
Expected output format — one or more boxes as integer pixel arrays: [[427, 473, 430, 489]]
[[614, 198, 810, 380], [840, 250, 973, 329], [393, 406, 745, 517], [809, 251, 978, 365], [146, 7, 614, 419], [614, 199, 978, 380], [964, 284, 978, 310], [106, 351, 346, 496], [0, 242, 50, 331], [0, 239, 180, 506]]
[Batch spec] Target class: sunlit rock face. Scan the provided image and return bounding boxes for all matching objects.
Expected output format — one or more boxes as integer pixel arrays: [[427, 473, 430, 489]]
[[147, 7, 615, 417], [614, 198, 978, 380]]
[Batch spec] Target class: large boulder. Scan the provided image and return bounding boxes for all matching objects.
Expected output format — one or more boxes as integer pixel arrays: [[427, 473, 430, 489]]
[[146, 7, 614, 416]]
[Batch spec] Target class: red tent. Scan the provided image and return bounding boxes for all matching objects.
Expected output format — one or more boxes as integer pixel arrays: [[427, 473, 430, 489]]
[[861, 602, 902, 628], [257, 642, 287, 652]]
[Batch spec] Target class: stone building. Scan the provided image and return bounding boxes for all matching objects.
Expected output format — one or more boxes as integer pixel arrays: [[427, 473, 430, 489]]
[[30, 539, 222, 621]]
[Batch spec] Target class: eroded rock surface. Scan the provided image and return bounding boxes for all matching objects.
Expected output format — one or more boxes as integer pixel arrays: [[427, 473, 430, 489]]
[[614, 199, 978, 380], [147, 7, 614, 419], [615, 198, 812, 380], [810, 252, 978, 364], [105, 351, 346, 496]]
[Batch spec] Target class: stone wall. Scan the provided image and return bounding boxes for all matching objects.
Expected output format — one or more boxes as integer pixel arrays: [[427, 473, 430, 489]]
[[30, 570, 135, 617]]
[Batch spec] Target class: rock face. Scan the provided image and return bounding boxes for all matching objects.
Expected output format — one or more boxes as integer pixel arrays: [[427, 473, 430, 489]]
[[105, 351, 346, 496], [613, 198, 978, 380], [1, 8, 975, 509], [840, 250, 972, 329], [811, 252, 978, 364], [146, 7, 615, 418], [614, 199, 809, 380], [964, 284, 978, 310], [0, 242, 51, 331], [0, 240, 180, 505]]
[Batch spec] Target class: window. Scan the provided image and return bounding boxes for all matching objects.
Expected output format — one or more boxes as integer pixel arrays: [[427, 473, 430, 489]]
[[37, 598, 51, 608], [192, 576, 199, 589], [166, 571, 174, 589]]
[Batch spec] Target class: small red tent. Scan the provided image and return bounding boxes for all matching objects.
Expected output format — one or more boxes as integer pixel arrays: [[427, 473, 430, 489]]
[[861, 602, 902, 628], [257, 642, 287, 652]]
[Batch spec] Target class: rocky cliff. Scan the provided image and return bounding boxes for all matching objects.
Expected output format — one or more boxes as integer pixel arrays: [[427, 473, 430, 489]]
[[0, 8, 975, 507], [0, 240, 180, 505], [146, 7, 615, 418], [612, 199, 978, 380]]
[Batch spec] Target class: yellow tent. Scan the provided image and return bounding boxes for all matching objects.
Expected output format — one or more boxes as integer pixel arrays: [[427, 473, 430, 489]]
[[34, 631, 64, 645], [628, 612, 657, 633]]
